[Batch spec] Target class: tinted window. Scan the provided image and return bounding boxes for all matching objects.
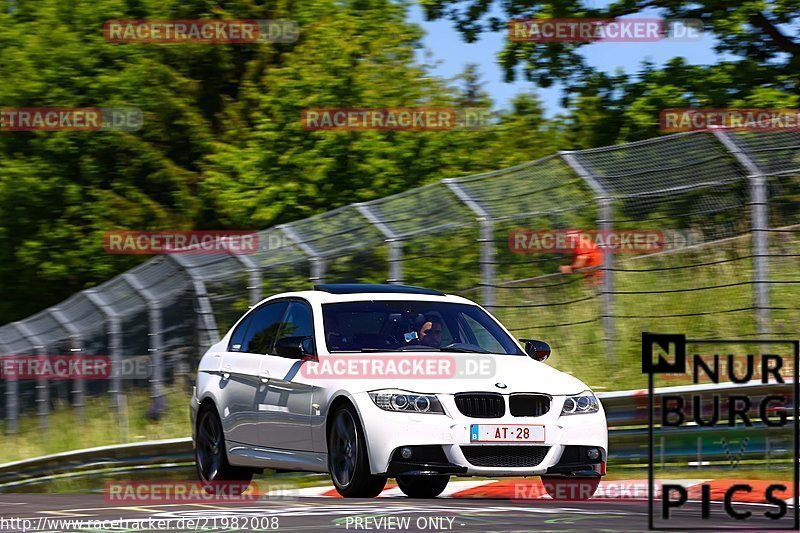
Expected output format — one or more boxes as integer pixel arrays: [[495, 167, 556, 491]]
[[229, 313, 254, 352], [242, 301, 288, 355], [277, 301, 314, 340]]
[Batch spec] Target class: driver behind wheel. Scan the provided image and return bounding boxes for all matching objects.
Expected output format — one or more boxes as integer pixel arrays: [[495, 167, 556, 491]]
[[414, 314, 443, 348]]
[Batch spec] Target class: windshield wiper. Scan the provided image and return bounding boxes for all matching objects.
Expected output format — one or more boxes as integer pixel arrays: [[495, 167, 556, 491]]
[[360, 345, 441, 352], [357, 345, 490, 353], [438, 345, 490, 353]]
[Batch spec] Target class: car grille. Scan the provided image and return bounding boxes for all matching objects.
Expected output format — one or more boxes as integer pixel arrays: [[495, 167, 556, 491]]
[[454, 393, 505, 418], [461, 445, 551, 468], [509, 394, 551, 417]]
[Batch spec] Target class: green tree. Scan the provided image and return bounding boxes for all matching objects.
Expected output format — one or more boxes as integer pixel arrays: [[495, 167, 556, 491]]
[[421, 0, 799, 145], [420, 0, 800, 88], [559, 59, 799, 147], [0, 0, 563, 323]]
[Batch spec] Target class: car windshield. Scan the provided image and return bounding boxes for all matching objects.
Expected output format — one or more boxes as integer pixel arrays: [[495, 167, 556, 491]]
[[322, 300, 524, 355]]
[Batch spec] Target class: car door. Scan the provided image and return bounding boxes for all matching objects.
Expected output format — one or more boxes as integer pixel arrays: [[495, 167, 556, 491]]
[[258, 299, 316, 451], [218, 300, 288, 445]]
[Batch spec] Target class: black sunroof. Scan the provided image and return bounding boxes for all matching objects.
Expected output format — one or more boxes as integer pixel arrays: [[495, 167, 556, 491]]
[[313, 283, 445, 296]]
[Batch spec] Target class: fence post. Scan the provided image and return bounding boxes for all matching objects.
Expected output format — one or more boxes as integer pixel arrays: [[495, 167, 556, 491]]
[[233, 254, 262, 307], [150, 305, 164, 400], [123, 273, 164, 402], [192, 280, 220, 350], [444, 179, 495, 307], [355, 203, 404, 285], [561, 151, 615, 363], [168, 256, 220, 353], [599, 198, 615, 355], [280, 224, 326, 284], [712, 130, 770, 335], [0, 338, 18, 434], [387, 241, 403, 284], [85, 290, 125, 438], [107, 317, 123, 420], [50, 308, 84, 423], [13, 321, 49, 431], [479, 219, 496, 308], [6, 375, 17, 434]]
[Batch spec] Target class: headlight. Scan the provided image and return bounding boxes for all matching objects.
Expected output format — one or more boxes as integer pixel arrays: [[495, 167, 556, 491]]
[[369, 390, 445, 414], [561, 390, 599, 415]]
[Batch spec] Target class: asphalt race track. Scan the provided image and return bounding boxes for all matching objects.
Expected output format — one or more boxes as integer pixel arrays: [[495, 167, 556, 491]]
[[0, 494, 791, 532]]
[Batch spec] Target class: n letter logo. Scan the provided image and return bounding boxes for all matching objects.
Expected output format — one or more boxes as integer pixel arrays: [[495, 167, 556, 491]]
[[642, 332, 686, 374]]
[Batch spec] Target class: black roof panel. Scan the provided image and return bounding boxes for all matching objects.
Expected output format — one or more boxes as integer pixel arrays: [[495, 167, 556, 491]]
[[313, 284, 445, 296]]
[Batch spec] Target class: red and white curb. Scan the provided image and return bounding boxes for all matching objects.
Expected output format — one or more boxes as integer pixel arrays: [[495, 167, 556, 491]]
[[265, 479, 796, 503]]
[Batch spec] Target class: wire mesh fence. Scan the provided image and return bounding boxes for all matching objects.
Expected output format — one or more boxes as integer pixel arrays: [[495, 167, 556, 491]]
[[1, 129, 799, 438]]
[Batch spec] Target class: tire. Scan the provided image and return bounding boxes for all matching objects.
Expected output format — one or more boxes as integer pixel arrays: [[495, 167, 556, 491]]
[[195, 405, 254, 495], [540, 476, 600, 501], [396, 475, 449, 498], [327, 403, 387, 497]]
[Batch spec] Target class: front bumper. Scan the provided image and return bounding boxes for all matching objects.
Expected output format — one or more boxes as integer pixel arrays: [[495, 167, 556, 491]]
[[352, 391, 608, 477], [384, 445, 468, 477]]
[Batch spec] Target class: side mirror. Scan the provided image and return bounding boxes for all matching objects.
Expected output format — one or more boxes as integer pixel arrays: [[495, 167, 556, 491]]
[[275, 336, 315, 359], [519, 339, 551, 362]]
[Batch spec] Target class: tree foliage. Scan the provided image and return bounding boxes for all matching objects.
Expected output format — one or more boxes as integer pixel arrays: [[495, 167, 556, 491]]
[[422, 0, 799, 145], [0, 0, 561, 323]]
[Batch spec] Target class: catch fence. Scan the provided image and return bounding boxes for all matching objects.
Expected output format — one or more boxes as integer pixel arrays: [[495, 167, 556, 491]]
[[0, 129, 798, 437]]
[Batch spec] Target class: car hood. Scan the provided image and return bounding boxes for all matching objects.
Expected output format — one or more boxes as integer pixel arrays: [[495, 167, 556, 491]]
[[313, 351, 590, 395]]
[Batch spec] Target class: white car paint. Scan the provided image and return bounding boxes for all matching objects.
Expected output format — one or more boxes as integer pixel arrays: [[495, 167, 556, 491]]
[[191, 288, 608, 478]]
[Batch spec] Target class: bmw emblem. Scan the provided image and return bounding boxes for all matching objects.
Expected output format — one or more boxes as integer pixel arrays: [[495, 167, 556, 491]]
[[495, 382, 507, 389]]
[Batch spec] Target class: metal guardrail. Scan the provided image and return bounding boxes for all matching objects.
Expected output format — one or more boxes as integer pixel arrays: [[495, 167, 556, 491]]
[[601, 380, 794, 423], [0, 382, 793, 488], [0, 437, 193, 488], [601, 381, 795, 467]]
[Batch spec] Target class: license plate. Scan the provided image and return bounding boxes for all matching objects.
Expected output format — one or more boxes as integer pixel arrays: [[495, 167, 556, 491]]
[[470, 424, 545, 443]]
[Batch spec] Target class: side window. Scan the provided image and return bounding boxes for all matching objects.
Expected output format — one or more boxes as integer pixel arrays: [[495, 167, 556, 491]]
[[242, 301, 288, 355], [228, 313, 254, 352], [276, 301, 314, 343], [441, 322, 454, 346]]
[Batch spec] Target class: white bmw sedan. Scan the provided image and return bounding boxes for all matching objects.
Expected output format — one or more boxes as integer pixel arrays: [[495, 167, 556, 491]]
[[191, 284, 607, 498]]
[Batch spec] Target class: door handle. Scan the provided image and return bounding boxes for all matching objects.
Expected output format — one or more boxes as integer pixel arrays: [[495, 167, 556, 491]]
[[258, 370, 270, 383], [222, 365, 232, 379]]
